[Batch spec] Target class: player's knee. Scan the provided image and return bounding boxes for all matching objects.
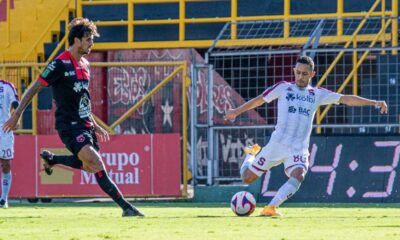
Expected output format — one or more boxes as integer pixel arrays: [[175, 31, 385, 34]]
[[85, 158, 104, 172], [0, 161, 11, 173], [241, 169, 258, 184], [78, 146, 104, 172], [83, 164, 96, 173], [290, 167, 306, 182]]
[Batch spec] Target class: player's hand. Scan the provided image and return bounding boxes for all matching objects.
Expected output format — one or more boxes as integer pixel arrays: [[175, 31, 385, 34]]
[[224, 109, 238, 122], [2, 113, 20, 133], [94, 125, 110, 142], [375, 101, 388, 114]]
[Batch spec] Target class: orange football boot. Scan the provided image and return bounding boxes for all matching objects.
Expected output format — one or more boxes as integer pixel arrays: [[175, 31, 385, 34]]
[[260, 205, 282, 217], [244, 144, 261, 156]]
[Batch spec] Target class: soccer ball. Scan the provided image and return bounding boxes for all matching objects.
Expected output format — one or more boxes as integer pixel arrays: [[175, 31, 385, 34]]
[[230, 191, 256, 216]]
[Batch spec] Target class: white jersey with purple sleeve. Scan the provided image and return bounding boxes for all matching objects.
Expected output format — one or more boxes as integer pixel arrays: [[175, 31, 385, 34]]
[[0, 80, 19, 126], [262, 81, 343, 154], [0, 80, 19, 159]]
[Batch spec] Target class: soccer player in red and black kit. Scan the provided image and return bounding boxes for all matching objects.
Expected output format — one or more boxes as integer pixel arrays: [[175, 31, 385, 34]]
[[2, 18, 144, 217]]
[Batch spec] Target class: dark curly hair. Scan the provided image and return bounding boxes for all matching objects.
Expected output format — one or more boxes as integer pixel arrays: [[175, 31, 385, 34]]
[[68, 18, 99, 46]]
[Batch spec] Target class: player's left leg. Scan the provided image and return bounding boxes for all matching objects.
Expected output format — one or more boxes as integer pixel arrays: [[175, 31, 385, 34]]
[[0, 159, 12, 208], [269, 167, 305, 207], [261, 154, 309, 217], [77, 144, 144, 217]]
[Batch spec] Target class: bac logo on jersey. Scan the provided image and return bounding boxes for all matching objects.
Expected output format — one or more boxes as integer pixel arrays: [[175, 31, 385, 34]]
[[298, 107, 310, 116], [288, 106, 310, 116], [65, 71, 76, 77], [76, 134, 85, 143], [0, 87, 3, 93]]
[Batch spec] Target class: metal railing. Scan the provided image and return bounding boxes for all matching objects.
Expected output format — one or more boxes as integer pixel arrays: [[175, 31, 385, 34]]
[[76, 0, 397, 49]]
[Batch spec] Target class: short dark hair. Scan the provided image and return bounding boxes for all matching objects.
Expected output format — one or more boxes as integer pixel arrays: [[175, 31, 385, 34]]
[[68, 18, 99, 46], [296, 56, 314, 71]]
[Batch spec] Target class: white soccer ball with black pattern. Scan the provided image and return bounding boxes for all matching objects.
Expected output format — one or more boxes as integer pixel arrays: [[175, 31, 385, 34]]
[[230, 191, 256, 216]]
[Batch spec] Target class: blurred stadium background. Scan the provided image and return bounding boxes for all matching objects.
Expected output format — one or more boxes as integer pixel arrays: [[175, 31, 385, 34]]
[[0, 0, 399, 204]]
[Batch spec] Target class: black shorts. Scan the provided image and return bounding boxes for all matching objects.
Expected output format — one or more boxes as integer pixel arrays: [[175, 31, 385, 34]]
[[58, 128, 99, 156]]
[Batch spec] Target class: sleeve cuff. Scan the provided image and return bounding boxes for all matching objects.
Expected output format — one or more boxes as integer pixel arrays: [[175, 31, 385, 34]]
[[38, 77, 49, 87]]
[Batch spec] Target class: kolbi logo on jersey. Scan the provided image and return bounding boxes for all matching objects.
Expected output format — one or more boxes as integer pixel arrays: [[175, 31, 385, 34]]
[[297, 94, 315, 103], [73, 82, 89, 93], [286, 93, 315, 103], [286, 93, 295, 101]]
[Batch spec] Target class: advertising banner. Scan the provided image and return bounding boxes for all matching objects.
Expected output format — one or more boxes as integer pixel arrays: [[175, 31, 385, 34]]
[[9, 134, 181, 198]]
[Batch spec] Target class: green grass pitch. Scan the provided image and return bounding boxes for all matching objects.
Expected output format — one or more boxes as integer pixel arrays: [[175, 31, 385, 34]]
[[1, 202, 399, 240]]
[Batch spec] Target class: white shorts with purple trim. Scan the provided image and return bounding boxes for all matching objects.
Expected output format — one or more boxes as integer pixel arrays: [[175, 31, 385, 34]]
[[246, 141, 309, 177], [0, 130, 14, 160]]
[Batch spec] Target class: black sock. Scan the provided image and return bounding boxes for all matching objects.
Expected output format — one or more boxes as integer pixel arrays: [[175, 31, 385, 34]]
[[95, 170, 132, 210], [52, 155, 83, 169]]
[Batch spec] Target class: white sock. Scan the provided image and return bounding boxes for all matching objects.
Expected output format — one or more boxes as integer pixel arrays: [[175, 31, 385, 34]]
[[1, 172, 12, 201], [269, 177, 301, 206], [240, 154, 254, 176]]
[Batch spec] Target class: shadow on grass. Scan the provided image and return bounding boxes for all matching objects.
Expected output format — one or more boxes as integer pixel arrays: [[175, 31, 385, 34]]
[[7, 202, 400, 209], [374, 225, 400, 228], [0, 216, 42, 219]]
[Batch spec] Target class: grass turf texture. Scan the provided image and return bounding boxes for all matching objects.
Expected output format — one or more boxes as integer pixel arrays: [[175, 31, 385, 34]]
[[1, 202, 399, 240]]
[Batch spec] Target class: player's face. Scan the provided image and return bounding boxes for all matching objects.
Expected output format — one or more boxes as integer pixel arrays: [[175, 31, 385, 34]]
[[78, 35, 94, 55], [293, 63, 315, 88]]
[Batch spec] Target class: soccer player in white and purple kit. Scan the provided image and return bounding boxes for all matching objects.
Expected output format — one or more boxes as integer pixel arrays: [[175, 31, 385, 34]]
[[0, 79, 19, 208], [224, 56, 388, 216]]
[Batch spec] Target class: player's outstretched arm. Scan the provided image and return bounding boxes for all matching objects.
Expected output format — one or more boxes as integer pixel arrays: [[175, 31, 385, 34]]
[[339, 95, 388, 114], [2, 80, 45, 133], [224, 95, 265, 121]]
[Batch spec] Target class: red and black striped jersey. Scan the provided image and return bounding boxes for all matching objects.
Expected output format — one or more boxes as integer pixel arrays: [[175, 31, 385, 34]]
[[39, 51, 94, 131]]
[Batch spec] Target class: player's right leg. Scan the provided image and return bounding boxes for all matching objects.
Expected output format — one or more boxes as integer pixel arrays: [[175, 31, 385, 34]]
[[240, 142, 283, 184], [0, 132, 14, 209]]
